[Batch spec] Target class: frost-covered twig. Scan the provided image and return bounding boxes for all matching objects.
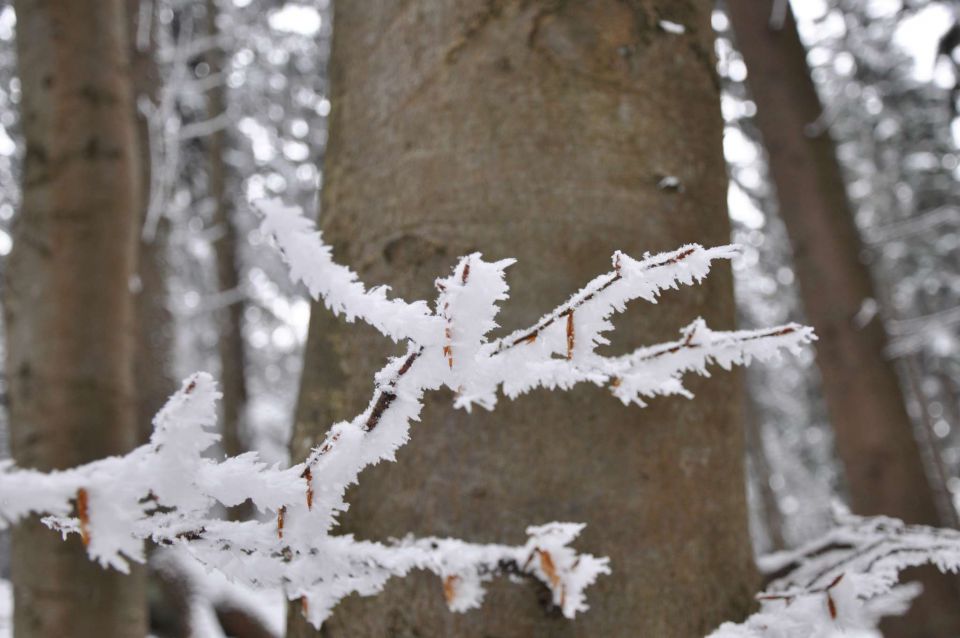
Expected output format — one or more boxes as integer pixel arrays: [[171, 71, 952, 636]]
[[260, 202, 442, 343], [140, 7, 197, 241], [0, 374, 607, 627], [489, 244, 740, 356], [583, 320, 812, 408], [709, 510, 960, 637], [178, 111, 232, 141], [885, 303, 960, 357], [0, 200, 815, 628]]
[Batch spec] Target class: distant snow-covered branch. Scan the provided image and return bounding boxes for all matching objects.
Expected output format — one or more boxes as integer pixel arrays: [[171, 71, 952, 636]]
[[178, 111, 232, 141], [864, 206, 960, 244], [0, 199, 815, 629], [886, 303, 960, 358]]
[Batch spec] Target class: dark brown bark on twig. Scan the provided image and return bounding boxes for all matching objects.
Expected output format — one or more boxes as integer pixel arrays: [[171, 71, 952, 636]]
[[287, 1, 755, 635], [725, 1, 960, 634], [6, 0, 147, 635], [215, 605, 277, 638]]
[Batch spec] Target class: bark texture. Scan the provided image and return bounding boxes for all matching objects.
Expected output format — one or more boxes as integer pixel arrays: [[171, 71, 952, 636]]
[[288, 2, 754, 636], [6, 0, 147, 636], [725, 1, 960, 634]]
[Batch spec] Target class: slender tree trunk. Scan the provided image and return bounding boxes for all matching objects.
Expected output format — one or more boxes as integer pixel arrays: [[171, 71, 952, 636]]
[[5, 1, 147, 636], [287, 2, 754, 636], [725, 1, 960, 634], [898, 354, 958, 526], [744, 393, 786, 553], [205, 0, 249, 469], [130, 0, 175, 442], [128, 3, 194, 636]]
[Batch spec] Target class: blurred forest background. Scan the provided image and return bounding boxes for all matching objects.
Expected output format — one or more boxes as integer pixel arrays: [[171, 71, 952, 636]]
[[1, 0, 960, 636]]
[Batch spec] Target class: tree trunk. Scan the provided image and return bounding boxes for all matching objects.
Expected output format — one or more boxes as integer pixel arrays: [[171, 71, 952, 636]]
[[743, 393, 786, 553], [725, 1, 960, 634], [205, 0, 249, 469], [287, 2, 754, 636], [6, 1, 147, 636], [130, 0, 175, 442], [128, 3, 194, 636]]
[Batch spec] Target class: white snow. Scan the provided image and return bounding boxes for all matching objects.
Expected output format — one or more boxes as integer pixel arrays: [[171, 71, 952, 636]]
[[659, 20, 686, 34], [711, 508, 960, 637], [0, 199, 816, 629]]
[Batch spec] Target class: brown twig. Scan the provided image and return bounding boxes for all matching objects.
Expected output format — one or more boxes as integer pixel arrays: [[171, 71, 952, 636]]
[[303, 467, 313, 510], [443, 575, 459, 605], [627, 325, 798, 365], [76, 488, 91, 547], [492, 247, 699, 356], [757, 572, 845, 607], [363, 348, 423, 432]]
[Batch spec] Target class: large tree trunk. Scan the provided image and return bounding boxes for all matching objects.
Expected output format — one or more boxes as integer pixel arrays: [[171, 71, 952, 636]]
[[5, 1, 147, 636], [725, 1, 960, 634], [287, 2, 754, 636]]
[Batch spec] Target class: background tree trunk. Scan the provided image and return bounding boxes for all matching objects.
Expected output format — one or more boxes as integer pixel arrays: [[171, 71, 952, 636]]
[[725, 1, 960, 634], [287, 1, 754, 635], [205, 0, 249, 472], [127, 3, 193, 636], [744, 394, 786, 553], [5, 1, 147, 636], [130, 0, 175, 443]]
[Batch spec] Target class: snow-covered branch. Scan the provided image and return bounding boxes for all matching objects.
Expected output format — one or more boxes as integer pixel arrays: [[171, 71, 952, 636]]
[[864, 205, 960, 243], [0, 200, 815, 628], [259, 201, 442, 344], [0, 374, 607, 627], [710, 510, 960, 637], [886, 303, 960, 357]]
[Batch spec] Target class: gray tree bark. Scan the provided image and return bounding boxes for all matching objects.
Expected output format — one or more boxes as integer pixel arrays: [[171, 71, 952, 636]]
[[287, 2, 755, 636], [744, 395, 786, 553], [205, 0, 250, 471], [130, 0, 175, 443], [6, 0, 147, 636], [127, 3, 192, 636], [725, 1, 960, 634]]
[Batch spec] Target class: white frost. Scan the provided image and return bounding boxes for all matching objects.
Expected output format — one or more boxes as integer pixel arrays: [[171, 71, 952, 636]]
[[0, 200, 816, 629]]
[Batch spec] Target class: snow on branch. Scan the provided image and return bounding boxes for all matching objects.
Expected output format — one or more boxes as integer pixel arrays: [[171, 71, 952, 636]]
[[259, 200, 442, 343], [0, 200, 814, 628], [586, 320, 813, 408], [488, 243, 741, 358], [709, 509, 960, 637], [0, 374, 606, 626]]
